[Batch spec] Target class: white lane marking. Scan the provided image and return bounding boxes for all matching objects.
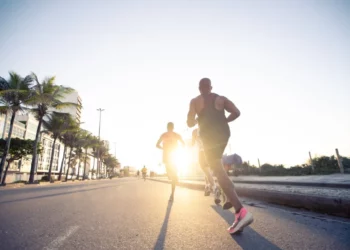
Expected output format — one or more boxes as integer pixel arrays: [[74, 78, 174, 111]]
[[43, 226, 79, 250]]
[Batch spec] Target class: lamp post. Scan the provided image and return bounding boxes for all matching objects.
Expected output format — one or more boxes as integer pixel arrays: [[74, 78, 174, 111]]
[[113, 142, 117, 157], [96, 108, 104, 178]]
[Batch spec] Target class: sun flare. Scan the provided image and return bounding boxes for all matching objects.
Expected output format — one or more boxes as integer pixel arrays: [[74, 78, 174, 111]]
[[173, 148, 192, 176]]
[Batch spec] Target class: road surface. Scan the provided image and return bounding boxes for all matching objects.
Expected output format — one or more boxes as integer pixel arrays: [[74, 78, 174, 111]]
[[0, 178, 349, 249]]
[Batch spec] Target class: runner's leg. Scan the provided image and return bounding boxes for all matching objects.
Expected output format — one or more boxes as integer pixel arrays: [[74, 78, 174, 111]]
[[199, 151, 215, 195], [202, 139, 243, 212]]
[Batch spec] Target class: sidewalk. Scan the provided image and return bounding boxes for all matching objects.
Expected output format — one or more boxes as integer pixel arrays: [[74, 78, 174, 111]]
[[0, 178, 111, 190], [149, 177, 350, 218]]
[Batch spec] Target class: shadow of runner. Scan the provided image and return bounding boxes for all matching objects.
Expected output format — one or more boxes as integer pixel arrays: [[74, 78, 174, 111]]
[[0, 185, 120, 204], [154, 202, 173, 250], [211, 205, 282, 250]]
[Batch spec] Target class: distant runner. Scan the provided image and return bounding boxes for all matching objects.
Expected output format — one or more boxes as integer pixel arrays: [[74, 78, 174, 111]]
[[141, 166, 147, 181], [186, 78, 254, 234], [156, 122, 185, 202]]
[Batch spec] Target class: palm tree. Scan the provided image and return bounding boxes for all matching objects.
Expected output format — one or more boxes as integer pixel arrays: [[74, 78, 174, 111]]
[[104, 154, 119, 178], [0, 72, 33, 178], [65, 128, 79, 182], [58, 119, 78, 181], [73, 129, 91, 180], [98, 144, 109, 178], [81, 132, 96, 180], [90, 136, 100, 178], [42, 112, 71, 182], [27, 74, 77, 183]]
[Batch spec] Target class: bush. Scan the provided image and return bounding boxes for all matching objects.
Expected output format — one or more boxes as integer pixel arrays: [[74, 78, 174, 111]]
[[41, 175, 54, 182], [14, 180, 27, 184]]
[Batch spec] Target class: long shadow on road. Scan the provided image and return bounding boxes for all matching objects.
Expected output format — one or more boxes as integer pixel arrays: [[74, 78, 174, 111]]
[[0, 184, 121, 205], [154, 201, 173, 250], [211, 205, 282, 250]]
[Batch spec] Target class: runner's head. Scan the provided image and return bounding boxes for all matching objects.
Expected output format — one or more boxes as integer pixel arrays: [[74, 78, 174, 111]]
[[199, 78, 212, 95], [167, 122, 174, 132]]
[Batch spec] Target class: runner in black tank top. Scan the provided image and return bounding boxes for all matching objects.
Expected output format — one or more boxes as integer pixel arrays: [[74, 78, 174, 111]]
[[197, 93, 230, 163], [187, 78, 254, 235]]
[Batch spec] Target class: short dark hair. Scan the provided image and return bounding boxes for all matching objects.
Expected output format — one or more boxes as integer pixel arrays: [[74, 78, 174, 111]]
[[199, 78, 211, 86], [167, 122, 174, 130]]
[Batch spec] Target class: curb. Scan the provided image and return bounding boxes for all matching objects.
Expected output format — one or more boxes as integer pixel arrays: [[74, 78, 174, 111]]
[[149, 178, 350, 218], [230, 180, 350, 189]]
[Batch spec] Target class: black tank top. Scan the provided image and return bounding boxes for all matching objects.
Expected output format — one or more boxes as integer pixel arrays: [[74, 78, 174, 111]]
[[197, 93, 230, 141]]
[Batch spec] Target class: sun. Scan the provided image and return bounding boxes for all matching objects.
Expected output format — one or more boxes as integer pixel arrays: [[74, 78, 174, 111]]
[[172, 148, 191, 176]]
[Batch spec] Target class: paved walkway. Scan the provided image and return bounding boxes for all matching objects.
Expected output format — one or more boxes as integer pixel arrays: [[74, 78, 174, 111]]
[[1, 178, 350, 249]]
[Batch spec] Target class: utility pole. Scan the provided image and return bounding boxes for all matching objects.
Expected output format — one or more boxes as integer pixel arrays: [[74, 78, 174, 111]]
[[308, 151, 315, 173], [97, 108, 105, 178], [113, 142, 117, 157], [335, 148, 344, 174]]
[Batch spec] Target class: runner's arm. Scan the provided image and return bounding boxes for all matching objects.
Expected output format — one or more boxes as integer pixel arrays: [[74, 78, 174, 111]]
[[187, 99, 197, 128], [156, 135, 163, 150], [224, 97, 240, 123]]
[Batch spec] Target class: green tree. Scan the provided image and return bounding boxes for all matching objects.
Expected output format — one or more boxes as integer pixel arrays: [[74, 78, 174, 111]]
[[0, 72, 34, 179], [27, 74, 77, 183], [0, 138, 41, 185]]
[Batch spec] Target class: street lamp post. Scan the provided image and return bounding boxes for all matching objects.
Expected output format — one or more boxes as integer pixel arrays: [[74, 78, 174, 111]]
[[113, 142, 117, 157], [96, 108, 104, 178]]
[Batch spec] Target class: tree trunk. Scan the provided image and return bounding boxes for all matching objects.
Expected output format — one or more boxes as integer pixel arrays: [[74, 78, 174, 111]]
[[29, 117, 43, 183], [76, 152, 81, 180], [47, 137, 57, 182], [83, 148, 88, 180], [58, 145, 67, 181], [1, 161, 11, 185], [92, 154, 96, 178], [0, 110, 16, 179], [97, 158, 100, 179], [65, 147, 73, 182]]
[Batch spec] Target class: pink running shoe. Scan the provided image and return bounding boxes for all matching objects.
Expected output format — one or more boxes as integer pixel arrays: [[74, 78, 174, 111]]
[[227, 207, 254, 234]]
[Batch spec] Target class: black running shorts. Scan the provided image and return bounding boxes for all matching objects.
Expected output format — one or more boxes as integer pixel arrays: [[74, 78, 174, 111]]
[[201, 136, 229, 168]]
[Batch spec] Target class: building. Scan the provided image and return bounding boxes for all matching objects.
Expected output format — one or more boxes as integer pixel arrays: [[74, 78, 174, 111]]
[[15, 113, 63, 175], [52, 91, 82, 123], [0, 111, 26, 140], [0, 112, 33, 182], [16, 113, 39, 140], [36, 134, 62, 174], [1, 90, 86, 182]]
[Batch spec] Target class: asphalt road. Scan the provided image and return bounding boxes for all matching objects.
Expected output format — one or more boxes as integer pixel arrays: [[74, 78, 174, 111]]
[[0, 178, 349, 250]]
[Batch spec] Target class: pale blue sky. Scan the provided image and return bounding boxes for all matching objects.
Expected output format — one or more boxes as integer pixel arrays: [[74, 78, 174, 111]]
[[1, 0, 349, 170]]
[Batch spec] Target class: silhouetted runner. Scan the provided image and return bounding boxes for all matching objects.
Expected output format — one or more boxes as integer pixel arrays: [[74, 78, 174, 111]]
[[187, 78, 254, 234], [156, 122, 185, 202], [141, 166, 147, 181]]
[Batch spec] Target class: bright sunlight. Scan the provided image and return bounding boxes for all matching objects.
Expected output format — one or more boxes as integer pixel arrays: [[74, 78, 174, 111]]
[[173, 148, 192, 177]]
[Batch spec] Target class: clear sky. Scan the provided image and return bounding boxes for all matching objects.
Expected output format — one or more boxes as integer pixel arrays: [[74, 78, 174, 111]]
[[1, 0, 349, 171]]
